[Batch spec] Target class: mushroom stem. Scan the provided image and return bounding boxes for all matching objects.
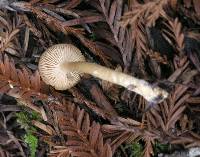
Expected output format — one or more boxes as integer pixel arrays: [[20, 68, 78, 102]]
[[61, 61, 168, 103]]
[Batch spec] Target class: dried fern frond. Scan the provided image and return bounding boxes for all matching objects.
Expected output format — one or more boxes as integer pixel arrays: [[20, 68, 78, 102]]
[[11, 1, 111, 66], [48, 100, 113, 157], [121, 0, 169, 27], [183, 0, 200, 16], [37, 0, 82, 9], [49, 146, 71, 157], [145, 66, 198, 145], [146, 50, 168, 64], [69, 87, 116, 120], [145, 62, 195, 131], [101, 117, 142, 152], [20, 14, 42, 40], [171, 131, 200, 148], [102, 120, 161, 157], [0, 12, 22, 56], [131, 18, 148, 75], [0, 54, 113, 156], [120, 0, 172, 67], [0, 53, 55, 124], [0, 54, 47, 100], [0, 112, 26, 157], [119, 0, 170, 74], [146, 92, 188, 131], [12, 2, 83, 34], [98, 0, 134, 68], [162, 18, 185, 54], [142, 131, 159, 157]]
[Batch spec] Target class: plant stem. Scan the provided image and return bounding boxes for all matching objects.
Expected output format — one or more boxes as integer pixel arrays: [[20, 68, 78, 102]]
[[61, 61, 168, 103]]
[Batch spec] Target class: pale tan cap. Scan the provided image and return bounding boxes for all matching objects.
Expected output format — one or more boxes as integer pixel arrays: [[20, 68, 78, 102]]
[[38, 44, 85, 90]]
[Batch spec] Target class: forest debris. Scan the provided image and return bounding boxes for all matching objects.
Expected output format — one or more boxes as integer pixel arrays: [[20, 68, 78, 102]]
[[32, 120, 55, 135], [1, 0, 200, 156], [158, 147, 200, 157]]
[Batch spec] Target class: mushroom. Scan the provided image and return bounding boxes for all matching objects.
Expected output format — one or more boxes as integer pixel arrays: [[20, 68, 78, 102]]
[[38, 44, 169, 104]]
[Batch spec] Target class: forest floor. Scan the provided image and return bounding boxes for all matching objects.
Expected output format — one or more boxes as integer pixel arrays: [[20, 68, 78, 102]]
[[0, 0, 200, 157]]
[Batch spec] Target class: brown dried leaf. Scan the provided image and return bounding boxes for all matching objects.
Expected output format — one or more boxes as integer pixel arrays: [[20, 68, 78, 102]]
[[63, 0, 82, 9], [102, 143, 112, 157], [162, 18, 185, 54], [193, 0, 200, 15], [63, 15, 104, 26], [81, 113, 90, 135], [50, 101, 113, 157], [77, 109, 85, 130], [143, 133, 155, 157], [189, 51, 200, 72], [32, 120, 55, 135], [98, 0, 134, 68], [111, 131, 132, 152], [89, 122, 100, 147], [89, 84, 118, 116], [0, 13, 21, 56], [183, 0, 192, 8], [0, 55, 47, 102], [121, 0, 168, 27]]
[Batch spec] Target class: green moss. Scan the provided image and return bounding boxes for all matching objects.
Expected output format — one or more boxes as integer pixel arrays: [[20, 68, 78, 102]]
[[124, 142, 143, 157], [123, 140, 170, 157], [89, 33, 97, 41], [16, 110, 41, 157], [24, 133, 38, 157], [153, 141, 170, 155], [16, 110, 41, 132]]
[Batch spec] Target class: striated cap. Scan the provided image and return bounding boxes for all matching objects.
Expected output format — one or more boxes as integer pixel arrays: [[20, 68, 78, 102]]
[[38, 44, 85, 90]]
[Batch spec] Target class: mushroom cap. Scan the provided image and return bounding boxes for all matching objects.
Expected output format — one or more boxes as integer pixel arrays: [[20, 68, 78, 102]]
[[38, 44, 85, 90]]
